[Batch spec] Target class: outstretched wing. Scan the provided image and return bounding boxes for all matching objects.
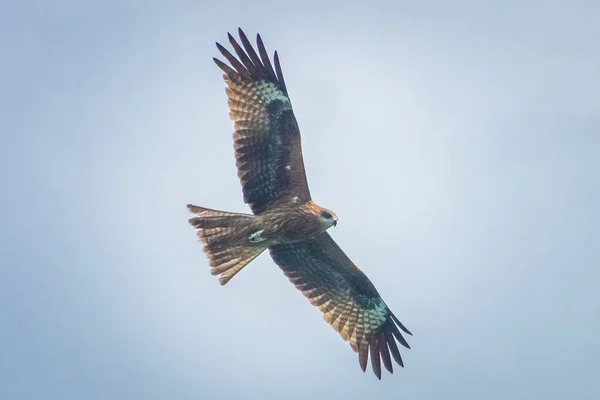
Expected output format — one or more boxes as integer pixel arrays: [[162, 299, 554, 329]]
[[269, 233, 412, 379], [214, 29, 311, 215]]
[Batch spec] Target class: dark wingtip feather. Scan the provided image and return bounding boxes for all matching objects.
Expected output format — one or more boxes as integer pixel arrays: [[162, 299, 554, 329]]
[[386, 334, 404, 368], [391, 313, 412, 335], [273, 51, 288, 95], [227, 32, 259, 77], [213, 57, 240, 82], [389, 317, 411, 349], [215, 44, 231, 64], [238, 29, 264, 73], [358, 346, 368, 372], [379, 333, 393, 374], [370, 340, 382, 380], [215, 42, 248, 77], [255, 33, 278, 82]]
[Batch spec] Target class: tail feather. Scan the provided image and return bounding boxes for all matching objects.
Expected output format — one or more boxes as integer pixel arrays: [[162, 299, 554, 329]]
[[208, 245, 263, 284], [187, 204, 266, 285]]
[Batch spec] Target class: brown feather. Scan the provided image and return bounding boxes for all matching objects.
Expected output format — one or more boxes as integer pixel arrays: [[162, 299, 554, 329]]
[[358, 343, 369, 373], [379, 332, 393, 374], [187, 204, 266, 285], [370, 339, 382, 380]]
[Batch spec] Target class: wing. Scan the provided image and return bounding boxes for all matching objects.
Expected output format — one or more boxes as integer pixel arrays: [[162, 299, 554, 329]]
[[214, 29, 311, 215], [269, 233, 412, 379]]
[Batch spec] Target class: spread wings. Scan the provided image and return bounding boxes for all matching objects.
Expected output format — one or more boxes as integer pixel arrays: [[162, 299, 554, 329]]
[[269, 233, 412, 379], [214, 29, 311, 215]]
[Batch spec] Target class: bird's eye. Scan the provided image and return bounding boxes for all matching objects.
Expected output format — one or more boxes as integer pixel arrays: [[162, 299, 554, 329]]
[[321, 210, 332, 219]]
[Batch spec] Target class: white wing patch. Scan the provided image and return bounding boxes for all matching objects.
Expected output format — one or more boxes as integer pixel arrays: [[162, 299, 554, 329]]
[[255, 82, 291, 105], [249, 229, 266, 243], [368, 300, 389, 329]]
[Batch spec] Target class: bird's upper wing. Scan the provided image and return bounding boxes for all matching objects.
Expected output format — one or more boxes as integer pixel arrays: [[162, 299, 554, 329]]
[[214, 29, 311, 215], [269, 233, 412, 379]]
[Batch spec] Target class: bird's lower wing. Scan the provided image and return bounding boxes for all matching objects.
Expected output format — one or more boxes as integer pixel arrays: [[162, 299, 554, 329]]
[[268, 233, 411, 379]]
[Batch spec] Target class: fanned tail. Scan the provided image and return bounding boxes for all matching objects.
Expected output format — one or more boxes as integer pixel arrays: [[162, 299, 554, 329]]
[[187, 204, 266, 284]]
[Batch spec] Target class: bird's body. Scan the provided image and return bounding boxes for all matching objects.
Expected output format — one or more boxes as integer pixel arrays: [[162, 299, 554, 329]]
[[188, 29, 411, 379], [253, 201, 338, 243], [189, 201, 336, 249]]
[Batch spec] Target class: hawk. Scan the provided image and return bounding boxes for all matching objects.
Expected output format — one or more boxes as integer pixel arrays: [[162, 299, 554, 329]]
[[188, 29, 411, 379]]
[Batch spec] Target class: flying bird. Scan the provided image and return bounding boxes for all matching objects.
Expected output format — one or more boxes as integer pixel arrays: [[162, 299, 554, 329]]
[[187, 29, 411, 379]]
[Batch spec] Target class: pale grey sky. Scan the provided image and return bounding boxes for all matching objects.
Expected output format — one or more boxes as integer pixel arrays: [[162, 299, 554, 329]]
[[1, 1, 599, 399]]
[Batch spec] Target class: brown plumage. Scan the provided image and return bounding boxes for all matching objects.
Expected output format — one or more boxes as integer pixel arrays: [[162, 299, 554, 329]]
[[188, 28, 411, 379]]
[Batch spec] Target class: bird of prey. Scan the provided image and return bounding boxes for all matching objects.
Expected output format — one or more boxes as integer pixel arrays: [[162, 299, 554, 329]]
[[187, 28, 411, 379]]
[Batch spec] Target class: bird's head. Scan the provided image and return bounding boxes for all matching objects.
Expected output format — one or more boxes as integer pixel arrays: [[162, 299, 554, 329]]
[[319, 208, 338, 229]]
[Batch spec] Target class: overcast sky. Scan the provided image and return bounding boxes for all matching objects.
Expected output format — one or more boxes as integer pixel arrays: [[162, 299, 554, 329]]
[[2, 1, 599, 399]]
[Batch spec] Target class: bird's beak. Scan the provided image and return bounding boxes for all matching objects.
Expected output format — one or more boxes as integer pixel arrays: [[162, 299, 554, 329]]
[[333, 219, 337, 227]]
